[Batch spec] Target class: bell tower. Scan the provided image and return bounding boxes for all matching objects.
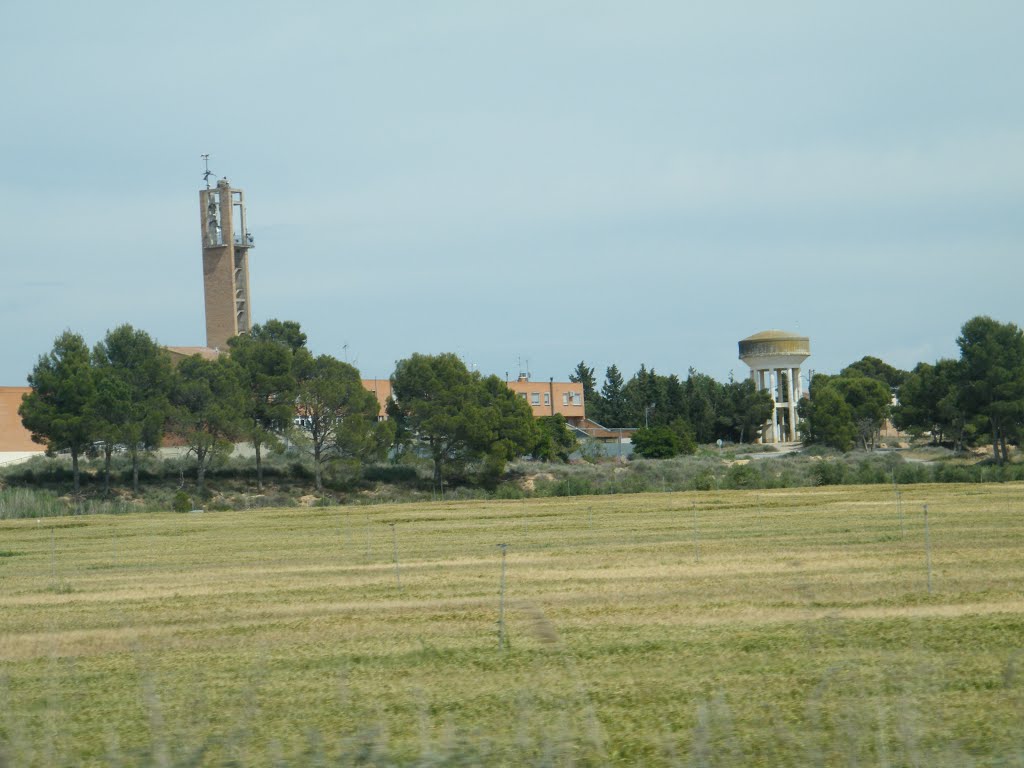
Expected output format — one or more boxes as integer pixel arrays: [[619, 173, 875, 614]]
[[199, 158, 254, 350]]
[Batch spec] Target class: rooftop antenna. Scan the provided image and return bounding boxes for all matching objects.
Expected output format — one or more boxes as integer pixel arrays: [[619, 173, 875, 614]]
[[201, 154, 214, 189]]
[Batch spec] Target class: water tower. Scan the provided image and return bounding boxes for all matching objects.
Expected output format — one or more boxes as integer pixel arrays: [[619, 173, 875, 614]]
[[738, 330, 810, 443]]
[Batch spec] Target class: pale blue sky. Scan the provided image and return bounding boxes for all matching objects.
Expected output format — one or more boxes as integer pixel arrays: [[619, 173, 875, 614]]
[[2, 2, 1021, 388]]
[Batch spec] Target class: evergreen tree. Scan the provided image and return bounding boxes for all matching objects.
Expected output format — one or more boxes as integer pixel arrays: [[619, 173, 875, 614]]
[[571, 361, 603, 423], [91, 325, 173, 494], [390, 353, 536, 486], [956, 316, 1024, 464], [170, 355, 247, 495], [19, 331, 96, 493], [600, 365, 628, 427], [532, 414, 578, 462], [797, 376, 856, 451], [229, 331, 298, 491], [831, 374, 891, 451], [293, 351, 391, 492], [893, 360, 962, 446]]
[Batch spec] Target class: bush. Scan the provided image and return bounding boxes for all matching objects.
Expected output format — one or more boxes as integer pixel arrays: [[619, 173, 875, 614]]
[[725, 463, 762, 490], [693, 470, 718, 491], [493, 483, 526, 500], [171, 490, 191, 513], [852, 459, 888, 485], [813, 460, 847, 486]]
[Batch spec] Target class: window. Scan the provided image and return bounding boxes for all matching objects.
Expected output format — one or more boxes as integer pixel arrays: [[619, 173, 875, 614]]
[[544, 393, 550, 405], [531, 393, 540, 405], [562, 393, 569, 406], [518, 392, 527, 400], [572, 392, 582, 406]]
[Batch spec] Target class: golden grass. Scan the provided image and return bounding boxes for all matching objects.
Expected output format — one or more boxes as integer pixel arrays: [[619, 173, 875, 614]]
[[1, 483, 1023, 765]]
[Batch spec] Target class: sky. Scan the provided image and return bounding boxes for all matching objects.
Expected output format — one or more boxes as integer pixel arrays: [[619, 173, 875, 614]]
[[2, 2, 1022, 389]]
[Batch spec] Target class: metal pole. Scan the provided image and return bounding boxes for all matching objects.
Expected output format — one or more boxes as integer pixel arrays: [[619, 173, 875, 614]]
[[692, 502, 700, 563], [497, 543, 508, 651], [390, 523, 401, 588], [923, 504, 933, 593]]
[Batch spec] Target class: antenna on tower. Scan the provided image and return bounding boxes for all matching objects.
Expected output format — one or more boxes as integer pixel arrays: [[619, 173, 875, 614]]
[[201, 154, 214, 189]]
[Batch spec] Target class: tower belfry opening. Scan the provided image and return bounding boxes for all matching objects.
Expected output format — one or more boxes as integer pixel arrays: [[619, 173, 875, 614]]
[[199, 168, 254, 350]]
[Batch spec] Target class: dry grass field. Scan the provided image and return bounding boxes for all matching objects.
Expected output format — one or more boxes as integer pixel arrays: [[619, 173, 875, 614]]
[[1, 483, 1023, 766]]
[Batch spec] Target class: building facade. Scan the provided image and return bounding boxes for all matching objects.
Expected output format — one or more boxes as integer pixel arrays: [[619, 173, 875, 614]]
[[504, 376, 585, 424], [0, 387, 43, 456]]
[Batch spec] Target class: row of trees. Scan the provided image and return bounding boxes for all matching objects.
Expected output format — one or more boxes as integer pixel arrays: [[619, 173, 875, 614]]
[[569, 362, 774, 446], [798, 316, 1024, 464], [19, 320, 386, 494], [893, 316, 1024, 464], [19, 321, 572, 495]]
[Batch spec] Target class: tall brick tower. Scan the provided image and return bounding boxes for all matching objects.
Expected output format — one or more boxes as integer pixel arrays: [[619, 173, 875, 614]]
[[200, 175, 253, 350]]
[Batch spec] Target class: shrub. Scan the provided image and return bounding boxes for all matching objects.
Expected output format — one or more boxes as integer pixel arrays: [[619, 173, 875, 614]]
[[725, 463, 762, 490], [171, 490, 191, 513], [693, 470, 718, 491], [852, 459, 888, 485], [894, 463, 932, 485], [813, 460, 847, 486], [493, 483, 526, 500]]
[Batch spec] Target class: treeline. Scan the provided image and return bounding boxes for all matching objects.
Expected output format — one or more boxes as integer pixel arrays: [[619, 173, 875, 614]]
[[19, 321, 574, 496], [568, 362, 775, 457], [799, 316, 1024, 464]]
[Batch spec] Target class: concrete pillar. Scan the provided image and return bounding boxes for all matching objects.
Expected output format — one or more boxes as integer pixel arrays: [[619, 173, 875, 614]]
[[786, 367, 796, 441], [770, 369, 780, 442]]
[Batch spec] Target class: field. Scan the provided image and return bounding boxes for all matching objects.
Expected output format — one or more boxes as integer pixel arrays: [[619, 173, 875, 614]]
[[1, 484, 1023, 766]]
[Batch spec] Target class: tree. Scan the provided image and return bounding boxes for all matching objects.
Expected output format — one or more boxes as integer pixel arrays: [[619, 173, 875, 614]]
[[569, 361, 598, 419], [293, 352, 390, 491], [831, 374, 892, 450], [683, 370, 721, 444], [476, 374, 540, 484], [599, 365, 628, 427], [228, 332, 298, 491], [893, 360, 961, 445], [91, 325, 174, 494], [390, 353, 536, 486], [623, 365, 668, 428], [19, 331, 96, 493], [720, 376, 774, 444], [532, 414, 578, 462], [631, 426, 681, 458], [631, 419, 696, 459], [170, 355, 247, 495], [956, 316, 1024, 464], [250, 318, 307, 353], [798, 375, 856, 452], [841, 356, 907, 391], [88, 365, 131, 496]]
